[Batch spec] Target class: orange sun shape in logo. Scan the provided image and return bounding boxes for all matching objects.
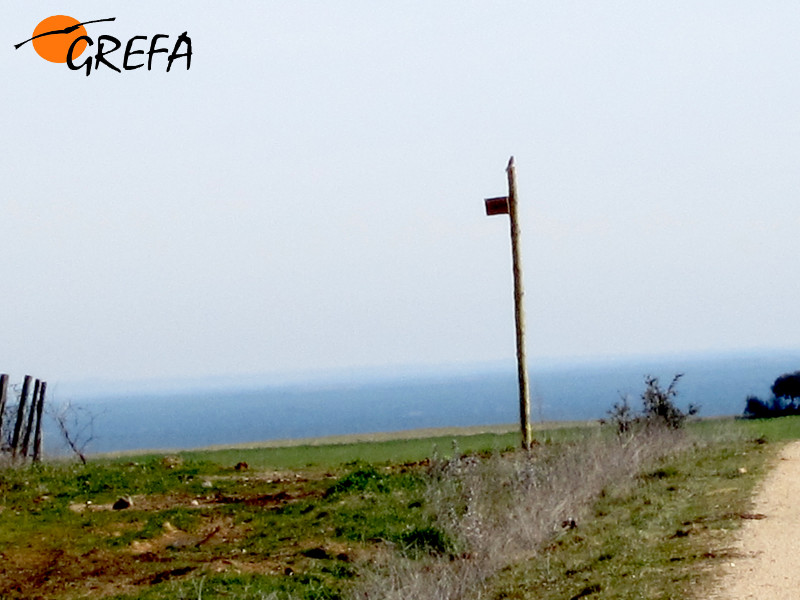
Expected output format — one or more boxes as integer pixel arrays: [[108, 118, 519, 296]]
[[31, 15, 88, 63]]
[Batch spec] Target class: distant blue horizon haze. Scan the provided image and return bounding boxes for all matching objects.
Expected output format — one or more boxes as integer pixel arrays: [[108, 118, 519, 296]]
[[39, 349, 800, 455]]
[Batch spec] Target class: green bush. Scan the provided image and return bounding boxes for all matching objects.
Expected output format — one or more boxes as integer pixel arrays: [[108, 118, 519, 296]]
[[398, 525, 455, 557], [324, 464, 386, 497]]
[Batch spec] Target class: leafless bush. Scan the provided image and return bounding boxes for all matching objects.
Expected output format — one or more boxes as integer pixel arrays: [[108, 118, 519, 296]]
[[49, 400, 96, 464], [353, 428, 688, 600], [608, 374, 698, 434]]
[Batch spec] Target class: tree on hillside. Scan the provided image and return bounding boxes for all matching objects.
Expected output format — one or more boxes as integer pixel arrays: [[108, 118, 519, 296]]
[[744, 395, 783, 419], [742, 371, 800, 419], [771, 372, 800, 409]]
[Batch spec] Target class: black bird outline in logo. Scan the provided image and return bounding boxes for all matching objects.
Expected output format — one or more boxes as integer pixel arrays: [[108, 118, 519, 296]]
[[14, 17, 116, 50]]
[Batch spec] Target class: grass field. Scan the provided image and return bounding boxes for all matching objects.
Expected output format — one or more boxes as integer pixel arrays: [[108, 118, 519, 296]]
[[1, 416, 798, 600]]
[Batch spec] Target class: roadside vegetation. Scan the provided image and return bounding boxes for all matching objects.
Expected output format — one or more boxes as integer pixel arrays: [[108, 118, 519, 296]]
[[1, 413, 798, 599]]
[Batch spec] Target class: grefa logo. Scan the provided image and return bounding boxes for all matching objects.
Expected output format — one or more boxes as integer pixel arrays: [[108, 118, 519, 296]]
[[15, 15, 192, 75]]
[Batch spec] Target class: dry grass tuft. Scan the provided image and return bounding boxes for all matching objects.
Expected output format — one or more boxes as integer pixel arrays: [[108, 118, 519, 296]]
[[353, 427, 688, 600]]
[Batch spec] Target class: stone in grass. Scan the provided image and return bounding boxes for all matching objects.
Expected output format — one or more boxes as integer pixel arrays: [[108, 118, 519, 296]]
[[113, 496, 133, 510]]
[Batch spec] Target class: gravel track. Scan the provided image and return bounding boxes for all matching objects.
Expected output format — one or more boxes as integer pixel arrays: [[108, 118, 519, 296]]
[[712, 441, 800, 599]]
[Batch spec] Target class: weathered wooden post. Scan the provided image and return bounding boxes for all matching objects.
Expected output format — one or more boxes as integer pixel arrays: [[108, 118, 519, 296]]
[[0, 374, 8, 440], [11, 375, 32, 460], [33, 381, 46, 463], [20, 379, 40, 459], [485, 156, 533, 449]]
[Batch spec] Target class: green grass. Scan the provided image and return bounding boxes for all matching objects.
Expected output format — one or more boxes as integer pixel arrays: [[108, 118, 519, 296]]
[[120, 424, 594, 471], [0, 447, 441, 599], [1, 417, 800, 599], [690, 414, 800, 442], [177, 432, 517, 470]]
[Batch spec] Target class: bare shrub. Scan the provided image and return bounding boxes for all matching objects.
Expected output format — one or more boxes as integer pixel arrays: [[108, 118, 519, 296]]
[[609, 374, 698, 434], [607, 396, 635, 434], [352, 428, 688, 600], [49, 400, 96, 464], [640, 374, 697, 429]]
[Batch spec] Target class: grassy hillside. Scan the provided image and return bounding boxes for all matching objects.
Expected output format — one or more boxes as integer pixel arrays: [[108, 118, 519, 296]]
[[1, 416, 798, 599]]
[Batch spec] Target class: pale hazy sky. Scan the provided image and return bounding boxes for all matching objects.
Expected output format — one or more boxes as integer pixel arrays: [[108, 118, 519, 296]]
[[3, 2, 800, 386]]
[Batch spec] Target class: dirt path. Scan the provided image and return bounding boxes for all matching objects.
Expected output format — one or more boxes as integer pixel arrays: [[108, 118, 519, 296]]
[[712, 441, 800, 599]]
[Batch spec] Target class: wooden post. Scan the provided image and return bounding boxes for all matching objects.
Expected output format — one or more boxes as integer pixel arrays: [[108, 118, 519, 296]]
[[485, 157, 532, 449], [0, 374, 8, 440], [11, 375, 32, 460], [20, 379, 40, 459], [506, 157, 533, 449], [33, 381, 46, 463]]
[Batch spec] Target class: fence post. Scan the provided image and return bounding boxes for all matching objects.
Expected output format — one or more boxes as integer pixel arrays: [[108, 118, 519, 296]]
[[20, 379, 40, 460], [11, 375, 32, 461], [0, 374, 8, 441], [33, 381, 46, 463]]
